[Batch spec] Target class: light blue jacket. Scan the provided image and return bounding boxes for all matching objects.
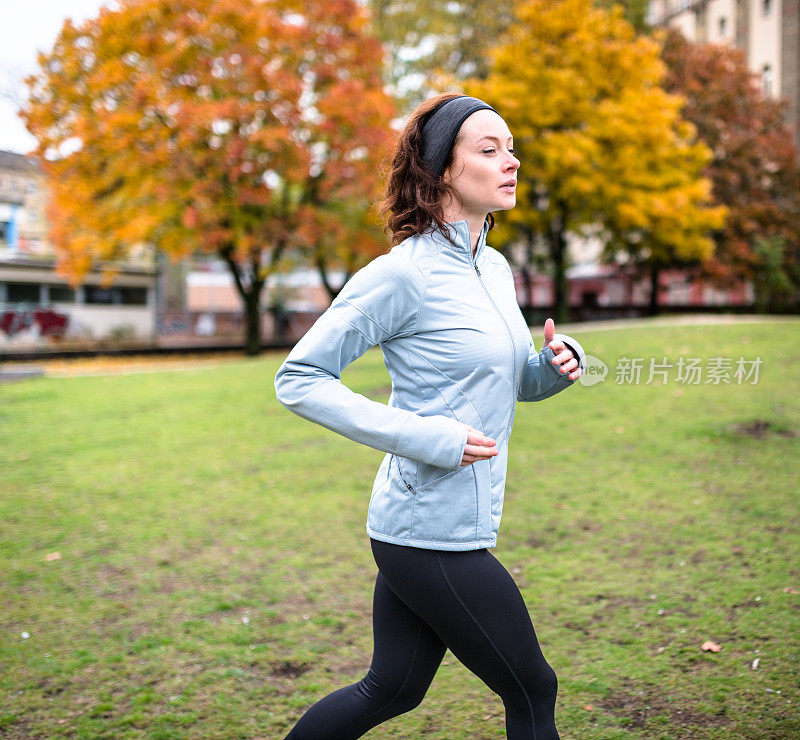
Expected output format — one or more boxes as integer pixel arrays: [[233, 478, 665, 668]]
[[274, 218, 586, 551]]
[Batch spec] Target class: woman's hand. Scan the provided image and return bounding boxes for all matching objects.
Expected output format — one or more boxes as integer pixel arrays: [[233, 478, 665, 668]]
[[543, 317, 582, 380], [459, 425, 499, 466]]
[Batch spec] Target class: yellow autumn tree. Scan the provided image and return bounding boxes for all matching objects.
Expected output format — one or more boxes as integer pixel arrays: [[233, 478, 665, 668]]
[[463, 0, 726, 320], [21, 0, 396, 354]]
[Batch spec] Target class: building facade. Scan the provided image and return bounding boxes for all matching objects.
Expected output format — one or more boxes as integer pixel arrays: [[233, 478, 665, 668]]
[[647, 0, 800, 148], [0, 150, 159, 347]]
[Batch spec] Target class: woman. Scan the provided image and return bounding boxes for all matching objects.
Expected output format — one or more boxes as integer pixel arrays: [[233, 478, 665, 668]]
[[274, 92, 586, 739]]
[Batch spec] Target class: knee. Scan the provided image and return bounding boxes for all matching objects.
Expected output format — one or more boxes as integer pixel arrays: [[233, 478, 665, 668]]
[[392, 687, 427, 714], [358, 668, 428, 714], [507, 660, 558, 710], [529, 661, 558, 707], [542, 662, 558, 701]]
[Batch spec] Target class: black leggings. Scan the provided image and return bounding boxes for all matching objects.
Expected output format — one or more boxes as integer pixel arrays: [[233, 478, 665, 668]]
[[283, 538, 560, 739]]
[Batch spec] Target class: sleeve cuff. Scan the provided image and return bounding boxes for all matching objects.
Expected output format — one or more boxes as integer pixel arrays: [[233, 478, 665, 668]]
[[542, 332, 586, 376], [397, 413, 469, 470], [556, 333, 587, 373]]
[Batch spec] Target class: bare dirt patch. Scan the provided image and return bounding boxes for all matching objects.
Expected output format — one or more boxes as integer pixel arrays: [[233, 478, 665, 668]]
[[600, 677, 731, 730], [270, 658, 311, 679], [727, 419, 796, 439], [267, 658, 314, 696]]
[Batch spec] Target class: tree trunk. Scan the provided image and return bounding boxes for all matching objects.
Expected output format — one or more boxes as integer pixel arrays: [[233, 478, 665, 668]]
[[519, 262, 532, 309], [648, 263, 661, 316], [244, 291, 262, 356], [269, 304, 290, 340], [546, 208, 570, 323], [221, 247, 266, 357], [316, 253, 350, 302], [519, 228, 536, 311]]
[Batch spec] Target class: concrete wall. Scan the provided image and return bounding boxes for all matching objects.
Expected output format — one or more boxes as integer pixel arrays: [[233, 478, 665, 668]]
[[50, 302, 155, 339], [0, 262, 157, 341]]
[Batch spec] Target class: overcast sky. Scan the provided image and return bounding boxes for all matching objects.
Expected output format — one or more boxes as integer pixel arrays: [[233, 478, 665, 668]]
[[0, 1, 109, 154]]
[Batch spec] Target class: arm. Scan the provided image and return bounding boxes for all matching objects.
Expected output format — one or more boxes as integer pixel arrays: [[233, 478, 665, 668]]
[[274, 254, 469, 471], [517, 332, 587, 402]]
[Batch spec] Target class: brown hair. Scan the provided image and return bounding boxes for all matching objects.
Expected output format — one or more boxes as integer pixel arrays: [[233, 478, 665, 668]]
[[375, 91, 495, 247]]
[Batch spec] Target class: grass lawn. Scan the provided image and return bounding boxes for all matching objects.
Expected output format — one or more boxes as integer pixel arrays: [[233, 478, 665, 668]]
[[1, 317, 798, 739]]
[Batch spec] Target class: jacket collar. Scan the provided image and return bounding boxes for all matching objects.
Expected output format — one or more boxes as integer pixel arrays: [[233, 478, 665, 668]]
[[427, 218, 490, 263]]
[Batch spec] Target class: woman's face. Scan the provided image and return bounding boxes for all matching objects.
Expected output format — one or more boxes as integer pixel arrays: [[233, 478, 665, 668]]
[[442, 109, 520, 218]]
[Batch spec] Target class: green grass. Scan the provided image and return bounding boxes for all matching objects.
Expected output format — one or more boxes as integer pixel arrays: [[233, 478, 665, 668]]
[[1, 318, 798, 739]]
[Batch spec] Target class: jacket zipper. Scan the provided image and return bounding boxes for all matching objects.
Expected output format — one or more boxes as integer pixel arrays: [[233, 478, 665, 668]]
[[470, 245, 516, 430]]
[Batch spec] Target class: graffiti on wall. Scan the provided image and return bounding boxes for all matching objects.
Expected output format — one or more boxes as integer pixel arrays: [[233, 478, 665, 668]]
[[0, 308, 69, 338]]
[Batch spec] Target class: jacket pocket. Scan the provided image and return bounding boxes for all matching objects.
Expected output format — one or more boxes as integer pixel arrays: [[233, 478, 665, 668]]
[[390, 450, 460, 494], [413, 459, 462, 491], [409, 463, 480, 543], [408, 383, 483, 491]]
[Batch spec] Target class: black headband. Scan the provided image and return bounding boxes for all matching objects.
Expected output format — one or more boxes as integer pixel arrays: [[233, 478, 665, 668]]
[[421, 95, 498, 178]]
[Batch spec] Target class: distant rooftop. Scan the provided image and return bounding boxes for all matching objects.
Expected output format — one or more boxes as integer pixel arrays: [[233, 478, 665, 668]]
[[0, 150, 40, 174]]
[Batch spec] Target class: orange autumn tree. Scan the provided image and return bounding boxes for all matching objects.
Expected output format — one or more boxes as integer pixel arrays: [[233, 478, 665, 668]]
[[21, 0, 396, 354]]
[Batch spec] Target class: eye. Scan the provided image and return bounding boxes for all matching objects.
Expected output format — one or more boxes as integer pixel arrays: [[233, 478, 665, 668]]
[[482, 147, 517, 156]]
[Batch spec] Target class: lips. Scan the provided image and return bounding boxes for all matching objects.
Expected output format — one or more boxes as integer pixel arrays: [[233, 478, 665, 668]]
[[500, 181, 516, 189]]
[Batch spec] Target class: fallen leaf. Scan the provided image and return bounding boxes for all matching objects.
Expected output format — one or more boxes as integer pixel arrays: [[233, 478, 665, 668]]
[[583, 704, 595, 711], [701, 641, 721, 652], [45, 552, 61, 561], [751, 658, 760, 670]]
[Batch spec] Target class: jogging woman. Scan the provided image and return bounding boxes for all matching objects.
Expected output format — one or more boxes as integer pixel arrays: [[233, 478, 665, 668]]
[[274, 92, 587, 739]]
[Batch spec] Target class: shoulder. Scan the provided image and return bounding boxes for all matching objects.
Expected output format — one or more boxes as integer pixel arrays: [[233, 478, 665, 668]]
[[357, 233, 444, 287], [336, 243, 424, 309]]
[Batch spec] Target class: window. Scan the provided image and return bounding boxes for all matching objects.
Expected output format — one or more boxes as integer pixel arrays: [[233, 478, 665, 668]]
[[7, 282, 41, 303], [719, 16, 727, 35], [763, 0, 772, 15], [84, 285, 148, 305], [121, 287, 148, 305], [0, 221, 9, 243], [762, 64, 773, 97], [50, 285, 76, 302]]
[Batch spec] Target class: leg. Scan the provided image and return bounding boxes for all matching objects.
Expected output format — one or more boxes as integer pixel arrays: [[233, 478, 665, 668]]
[[371, 538, 560, 740], [284, 570, 447, 739]]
